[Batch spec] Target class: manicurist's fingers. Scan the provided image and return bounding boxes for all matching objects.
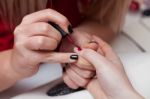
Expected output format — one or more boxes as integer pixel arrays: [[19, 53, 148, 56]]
[[21, 9, 71, 33], [42, 52, 79, 64], [25, 36, 58, 51]]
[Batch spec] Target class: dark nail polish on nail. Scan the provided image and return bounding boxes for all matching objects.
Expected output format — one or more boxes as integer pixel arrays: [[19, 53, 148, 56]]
[[68, 25, 73, 34], [70, 55, 78, 60]]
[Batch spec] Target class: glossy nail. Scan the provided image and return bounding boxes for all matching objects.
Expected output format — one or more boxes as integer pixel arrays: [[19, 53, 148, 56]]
[[70, 55, 78, 60]]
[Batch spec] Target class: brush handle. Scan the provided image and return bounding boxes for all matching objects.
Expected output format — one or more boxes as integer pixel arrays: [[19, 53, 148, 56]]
[[48, 22, 68, 37]]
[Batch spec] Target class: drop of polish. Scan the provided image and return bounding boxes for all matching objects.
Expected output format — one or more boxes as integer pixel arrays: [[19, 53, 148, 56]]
[[47, 83, 84, 96], [77, 47, 82, 51]]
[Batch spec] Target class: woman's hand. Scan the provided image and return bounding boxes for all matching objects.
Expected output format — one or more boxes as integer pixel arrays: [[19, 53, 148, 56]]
[[10, 9, 79, 79], [61, 30, 102, 89], [78, 36, 144, 99]]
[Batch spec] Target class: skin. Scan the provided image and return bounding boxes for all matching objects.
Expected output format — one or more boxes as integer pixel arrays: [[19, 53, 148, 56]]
[[66, 36, 144, 99], [0, 8, 115, 92], [62, 16, 115, 90], [0, 9, 78, 92]]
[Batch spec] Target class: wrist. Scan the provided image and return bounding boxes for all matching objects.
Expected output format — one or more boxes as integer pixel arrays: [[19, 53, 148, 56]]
[[7, 50, 22, 81], [87, 80, 108, 99], [0, 50, 23, 92]]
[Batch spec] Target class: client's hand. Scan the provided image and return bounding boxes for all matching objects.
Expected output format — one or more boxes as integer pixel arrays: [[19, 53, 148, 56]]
[[61, 30, 101, 89], [77, 36, 144, 99]]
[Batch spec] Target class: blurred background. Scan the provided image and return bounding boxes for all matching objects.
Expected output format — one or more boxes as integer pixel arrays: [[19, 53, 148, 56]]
[[111, 0, 150, 53]]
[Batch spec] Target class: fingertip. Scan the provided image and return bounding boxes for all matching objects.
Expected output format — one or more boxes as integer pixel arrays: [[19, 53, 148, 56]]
[[73, 47, 80, 53]]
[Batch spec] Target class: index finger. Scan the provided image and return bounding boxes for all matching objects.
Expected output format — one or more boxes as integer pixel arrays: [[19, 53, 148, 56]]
[[21, 9, 71, 33]]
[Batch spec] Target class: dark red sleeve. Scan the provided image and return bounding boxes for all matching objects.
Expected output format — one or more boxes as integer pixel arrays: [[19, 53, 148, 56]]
[[0, 21, 14, 51]]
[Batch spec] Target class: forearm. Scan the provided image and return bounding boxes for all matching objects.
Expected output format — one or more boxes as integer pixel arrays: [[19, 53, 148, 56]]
[[74, 19, 116, 42], [87, 86, 144, 99], [0, 50, 19, 92], [87, 80, 107, 99]]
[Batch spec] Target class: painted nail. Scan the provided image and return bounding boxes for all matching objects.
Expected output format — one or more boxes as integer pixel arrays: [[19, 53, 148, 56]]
[[70, 55, 78, 60], [77, 47, 82, 51], [68, 25, 73, 34]]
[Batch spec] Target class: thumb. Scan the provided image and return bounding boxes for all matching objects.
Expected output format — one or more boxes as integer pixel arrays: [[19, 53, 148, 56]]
[[78, 49, 109, 70], [42, 52, 78, 64]]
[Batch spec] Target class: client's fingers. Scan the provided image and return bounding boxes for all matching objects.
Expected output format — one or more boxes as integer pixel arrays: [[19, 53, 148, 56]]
[[76, 56, 94, 70], [78, 49, 108, 70], [65, 66, 90, 87], [63, 73, 79, 89], [74, 47, 95, 70], [70, 65, 95, 79]]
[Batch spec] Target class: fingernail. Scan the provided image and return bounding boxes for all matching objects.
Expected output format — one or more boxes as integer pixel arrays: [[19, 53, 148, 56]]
[[70, 55, 78, 60], [68, 25, 73, 34]]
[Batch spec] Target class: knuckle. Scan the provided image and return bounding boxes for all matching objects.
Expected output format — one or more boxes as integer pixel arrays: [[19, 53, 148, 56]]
[[45, 9, 53, 13], [60, 17, 69, 26], [22, 15, 30, 22], [14, 25, 23, 35], [41, 23, 51, 33], [37, 37, 45, 47], [54, 31, 62, 42], [14, 42, 23, 50]]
